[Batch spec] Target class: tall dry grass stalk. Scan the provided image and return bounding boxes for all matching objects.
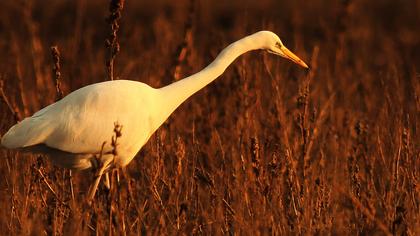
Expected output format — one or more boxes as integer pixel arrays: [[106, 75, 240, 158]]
[[166, 0, 196, 82], [105, 0, 125, 81], [0, 0, 418, 235], [0, 78, 21, 122], [50, 46, 64, 100]]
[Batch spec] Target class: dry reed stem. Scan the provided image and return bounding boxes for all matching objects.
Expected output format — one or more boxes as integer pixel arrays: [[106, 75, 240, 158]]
[[167, 0, 195, 81], [303, 93, 335, 163], [0, 1, 418, 234], [23, 1, 52, 100], [105, 0, 125, 81], [50, 46, 63, 100], [340, 188, 392, 236], [0, 78, 21, 122], [111, 122, 123, 157], [250, 137, 261, 179], [10, 37, 30, 118], [36, 167, 65, 206]]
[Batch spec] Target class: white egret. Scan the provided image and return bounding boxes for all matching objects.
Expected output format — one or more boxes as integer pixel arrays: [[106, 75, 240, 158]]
[[1, 31, 308, 200]]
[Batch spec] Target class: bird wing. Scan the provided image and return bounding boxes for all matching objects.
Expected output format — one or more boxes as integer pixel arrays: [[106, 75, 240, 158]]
[[1, 81, 156, 155], [1, 104, 56, 149]]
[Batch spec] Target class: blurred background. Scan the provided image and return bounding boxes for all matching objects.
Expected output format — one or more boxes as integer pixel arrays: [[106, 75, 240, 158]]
[[0, 0, 418, 235]]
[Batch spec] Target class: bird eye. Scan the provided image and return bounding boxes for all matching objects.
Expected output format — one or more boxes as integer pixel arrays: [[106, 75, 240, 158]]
[[275, 42, 282, 48]]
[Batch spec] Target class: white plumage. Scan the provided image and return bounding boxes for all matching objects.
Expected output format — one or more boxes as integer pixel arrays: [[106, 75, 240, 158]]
[[1, 31, 308, 199], [2, 81, 160, 170]]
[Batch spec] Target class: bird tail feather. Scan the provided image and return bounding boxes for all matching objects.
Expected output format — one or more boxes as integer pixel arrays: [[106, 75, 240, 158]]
[[1, 116, 53, 149]]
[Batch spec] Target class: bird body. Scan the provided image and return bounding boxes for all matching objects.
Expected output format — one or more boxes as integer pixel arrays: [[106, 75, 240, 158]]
[[2, 80, 160, 169], [1, 31, 308, 173]]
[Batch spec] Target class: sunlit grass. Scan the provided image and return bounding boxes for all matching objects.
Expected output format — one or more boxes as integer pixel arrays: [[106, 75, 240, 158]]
[[0, 0, 418, 235]]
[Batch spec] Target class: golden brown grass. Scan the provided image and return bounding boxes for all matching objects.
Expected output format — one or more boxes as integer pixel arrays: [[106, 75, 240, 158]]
[[0, 0, 419, 235]]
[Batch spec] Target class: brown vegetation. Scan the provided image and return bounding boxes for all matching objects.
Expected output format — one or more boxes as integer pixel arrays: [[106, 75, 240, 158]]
[[0, 0, 419, 235]]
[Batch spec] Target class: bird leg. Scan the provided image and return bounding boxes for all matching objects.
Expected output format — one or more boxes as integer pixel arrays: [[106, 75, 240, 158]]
[[69, 170, 75, 202], [103, 172, 111, 189], [87, 157, 113, 202]]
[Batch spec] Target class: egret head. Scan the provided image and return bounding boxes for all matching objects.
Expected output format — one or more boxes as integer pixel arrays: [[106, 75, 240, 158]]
[[257, 31, 309, 69]]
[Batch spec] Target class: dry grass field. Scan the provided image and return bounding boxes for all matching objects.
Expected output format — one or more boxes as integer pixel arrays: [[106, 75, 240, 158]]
[[0, 0, 419, 235]]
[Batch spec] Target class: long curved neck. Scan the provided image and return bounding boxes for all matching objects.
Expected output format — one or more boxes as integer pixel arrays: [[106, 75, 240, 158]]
[[154, 35, 260, 126]]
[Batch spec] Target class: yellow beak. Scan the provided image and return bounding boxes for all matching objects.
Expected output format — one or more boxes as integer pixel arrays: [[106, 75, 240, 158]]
[[269, 45, 309, 69], [280, 46, 309, 69]]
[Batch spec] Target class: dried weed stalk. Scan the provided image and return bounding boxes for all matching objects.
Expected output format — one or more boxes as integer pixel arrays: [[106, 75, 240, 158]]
[[111, 122, 123, 157], [250, 137, 261, 179], [167, 0, 195, 81], [50, 46, 63, 100], [0, 1, 418, 235], [105, 0, 125, 81], [0, 78, 21, 121]]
